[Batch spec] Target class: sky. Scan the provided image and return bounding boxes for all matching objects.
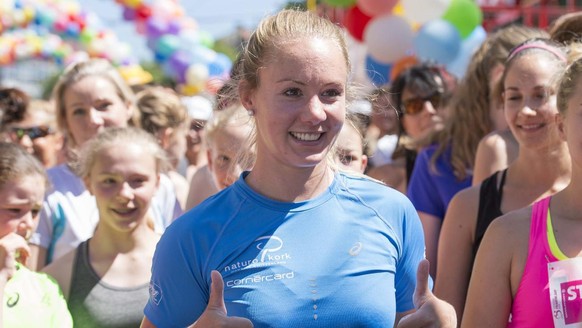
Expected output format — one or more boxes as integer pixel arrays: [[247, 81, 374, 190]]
[[82, 0, 288, 61]]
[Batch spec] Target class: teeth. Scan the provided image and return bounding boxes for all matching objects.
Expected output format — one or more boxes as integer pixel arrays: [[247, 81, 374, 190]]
[[291, 132, 321, 141], [521, 124, 543, 129]]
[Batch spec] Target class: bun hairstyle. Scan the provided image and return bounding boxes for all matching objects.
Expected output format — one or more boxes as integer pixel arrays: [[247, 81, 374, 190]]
[[557, 42, 582, 114]]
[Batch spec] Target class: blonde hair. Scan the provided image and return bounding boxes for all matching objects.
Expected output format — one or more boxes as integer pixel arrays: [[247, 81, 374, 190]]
[[52, 59, 137, 145], [235, 9, 350, 92], [28, 99, 57, 129], [428, 25, 548, 180], [557, 42, 582, 115], [76, 127, 169, 179], [0, 142, 48, 188], [136, 87, 188, 134]]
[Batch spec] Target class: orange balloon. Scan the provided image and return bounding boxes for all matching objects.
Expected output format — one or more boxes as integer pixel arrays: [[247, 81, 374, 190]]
[[390, 55, 418, 81]]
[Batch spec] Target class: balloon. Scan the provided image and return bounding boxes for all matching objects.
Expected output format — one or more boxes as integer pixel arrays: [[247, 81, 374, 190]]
[[146, 16, 168, 39], [401, 0, 451, 24], [343, 5, 372, 42], [357, 0, 399, 17], [168, 50, 191, 82], [323, 0, 357, 7], [413, 19, 461, 65], [156, 35, 180, 58], [442, 0, 483, 39], [185, 63, 209, 86], [208, 53, 232, 77], [122, 7, 136, 21], [365, 55, 392, 86], [446, 25, 487, 78], [364, 15, 414, 64]]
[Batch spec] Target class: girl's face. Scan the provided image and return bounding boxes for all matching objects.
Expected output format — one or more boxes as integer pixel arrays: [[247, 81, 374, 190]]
[[334, 123, 367, 173], [64, 76, 132, 147], [6, 111, 62, 168], [559, 75, 582, 168], [0, 175, 45, 240], [85, 143, 159, 233], [207, 124, 254, 190], [401, 86, 443, 140], [241, 37, 347, 170], [503, 54, 561, 150]]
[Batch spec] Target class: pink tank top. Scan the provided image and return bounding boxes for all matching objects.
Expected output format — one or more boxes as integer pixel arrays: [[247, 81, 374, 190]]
[[508, 196, 557, 327]]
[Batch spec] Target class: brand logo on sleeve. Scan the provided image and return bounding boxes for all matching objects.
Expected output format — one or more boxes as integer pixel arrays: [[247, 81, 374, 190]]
[[149, 282, 162, 306]]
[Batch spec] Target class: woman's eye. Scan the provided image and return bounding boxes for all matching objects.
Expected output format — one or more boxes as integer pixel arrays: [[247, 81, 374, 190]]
[[283, 88, 302, 97], [323, 89, 342, 98], [72, 108, 86, 116], [96, 102, 112, 111]]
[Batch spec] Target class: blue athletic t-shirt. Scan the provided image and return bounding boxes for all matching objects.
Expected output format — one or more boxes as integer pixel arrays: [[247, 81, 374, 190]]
[[145, 172, 426, 328]]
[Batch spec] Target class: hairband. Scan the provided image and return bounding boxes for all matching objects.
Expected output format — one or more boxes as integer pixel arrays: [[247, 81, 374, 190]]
[[507, 43, 567, 63]]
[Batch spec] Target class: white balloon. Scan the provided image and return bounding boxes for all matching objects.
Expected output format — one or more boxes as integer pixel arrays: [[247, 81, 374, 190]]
[[185, 63, 209, 86], [402, 0, 452, 24], [364, 15, 414, 64]]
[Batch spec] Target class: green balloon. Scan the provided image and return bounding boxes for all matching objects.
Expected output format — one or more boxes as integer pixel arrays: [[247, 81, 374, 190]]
[[323, 0, 357, 8], [442, 0, 483, 39]]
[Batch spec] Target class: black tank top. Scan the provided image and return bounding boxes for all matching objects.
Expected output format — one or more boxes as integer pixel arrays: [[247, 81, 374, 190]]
[[473, 169, 507, 259]]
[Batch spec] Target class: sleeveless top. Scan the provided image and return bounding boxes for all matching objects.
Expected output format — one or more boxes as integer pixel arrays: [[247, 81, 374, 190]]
[[68, 240, 150, 328], [508, 197, 556, 327], [473, 169, 507, 258]]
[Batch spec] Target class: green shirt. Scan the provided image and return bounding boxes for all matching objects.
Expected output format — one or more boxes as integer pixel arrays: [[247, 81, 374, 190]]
[[3, 264, 72, 328]]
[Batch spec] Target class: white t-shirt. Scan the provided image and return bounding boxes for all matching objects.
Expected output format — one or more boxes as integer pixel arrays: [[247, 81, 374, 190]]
[[30, 164, 182, 264]]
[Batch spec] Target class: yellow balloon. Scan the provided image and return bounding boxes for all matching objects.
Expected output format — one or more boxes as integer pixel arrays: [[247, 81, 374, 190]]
[[393, 3, 404, 16], [180, 83, 204, 96]]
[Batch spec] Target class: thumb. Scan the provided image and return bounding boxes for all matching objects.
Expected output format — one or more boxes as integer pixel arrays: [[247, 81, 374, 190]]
[[207, 270, 227, 315], [413, 259, 432, 309]]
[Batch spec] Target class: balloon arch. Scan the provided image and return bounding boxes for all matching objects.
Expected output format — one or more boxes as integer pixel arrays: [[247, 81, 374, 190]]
[[0, 0, 232, 95]]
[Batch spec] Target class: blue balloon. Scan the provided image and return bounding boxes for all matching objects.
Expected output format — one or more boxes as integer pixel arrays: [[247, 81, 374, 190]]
[[365, 55, 392, 86], [447, 25, 487, 78], [413, 19, 462, 65], [208, 53, 232, 77]]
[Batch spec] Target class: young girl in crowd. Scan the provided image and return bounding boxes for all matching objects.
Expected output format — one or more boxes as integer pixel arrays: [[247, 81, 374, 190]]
[[367, 63, 455, 194], [334, 112, 368, 174], [185, 103, 254, 210], [142, 9, 455, 328], [407, 25, 548, 278], [180, 95, 213, 182], [29, 59, 181, 270], [436, 38, 572, 324], [3, 98, 64, 168], [137, 86, 190, 209], [462, 45, 582, 328], [0, 142, 72, 327], [44, 127, 166, 327]]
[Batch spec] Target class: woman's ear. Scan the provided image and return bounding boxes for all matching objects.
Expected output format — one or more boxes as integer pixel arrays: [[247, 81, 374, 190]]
[[238, 80, 254, 111]]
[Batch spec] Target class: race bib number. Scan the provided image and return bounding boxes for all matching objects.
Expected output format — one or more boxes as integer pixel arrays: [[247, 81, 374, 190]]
[[549, 257, 582, 327]]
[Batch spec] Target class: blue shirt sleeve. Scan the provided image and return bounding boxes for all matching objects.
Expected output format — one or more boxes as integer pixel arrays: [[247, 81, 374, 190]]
[[144, 220, 209, 328], [407, 147, 445, 219]]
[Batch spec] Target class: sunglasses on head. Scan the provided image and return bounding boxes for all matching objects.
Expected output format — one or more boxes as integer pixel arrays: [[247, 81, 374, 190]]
[[10, 126, 53, 140], [401, 92, 442, 116]]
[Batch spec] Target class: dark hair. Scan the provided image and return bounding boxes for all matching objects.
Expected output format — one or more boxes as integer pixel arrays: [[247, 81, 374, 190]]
[[0, 88, 30, 126], [390, 63, 456, 117]]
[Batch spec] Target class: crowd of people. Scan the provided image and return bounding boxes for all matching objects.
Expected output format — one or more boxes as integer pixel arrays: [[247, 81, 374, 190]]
[[1, 7, 582, 328]]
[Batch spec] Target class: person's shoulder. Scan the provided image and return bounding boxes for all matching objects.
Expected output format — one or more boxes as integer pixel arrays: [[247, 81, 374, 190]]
[[170, 185, 240, 230], [338, 172, 413, 207], [487, 205, 532, 240], [45, 164, 84, 195]]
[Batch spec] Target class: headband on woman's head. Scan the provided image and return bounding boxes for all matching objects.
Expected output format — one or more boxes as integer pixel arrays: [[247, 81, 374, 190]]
[[507, 43, 567, 63]]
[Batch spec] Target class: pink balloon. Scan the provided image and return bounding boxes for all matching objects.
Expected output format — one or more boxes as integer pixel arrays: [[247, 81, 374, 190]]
[[357, 0, 398, 17]]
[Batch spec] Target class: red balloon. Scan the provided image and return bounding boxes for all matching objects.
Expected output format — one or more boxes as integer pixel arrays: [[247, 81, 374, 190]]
[[136, 4, 152, 20], [357, 0, 398, 17], [343, 5, 372, 42]]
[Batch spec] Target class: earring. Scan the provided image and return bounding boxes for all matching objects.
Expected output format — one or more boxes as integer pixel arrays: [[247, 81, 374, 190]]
[[248, 110, 255, 116]]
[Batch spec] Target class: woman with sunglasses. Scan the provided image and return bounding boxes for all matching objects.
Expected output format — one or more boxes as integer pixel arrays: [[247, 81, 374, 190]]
[[3, 98, 64, 169], [367, 63, 454, 194]]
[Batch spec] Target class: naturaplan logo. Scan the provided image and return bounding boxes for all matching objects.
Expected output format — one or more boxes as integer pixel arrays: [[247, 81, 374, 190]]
[[223, 235, 295, 287]]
